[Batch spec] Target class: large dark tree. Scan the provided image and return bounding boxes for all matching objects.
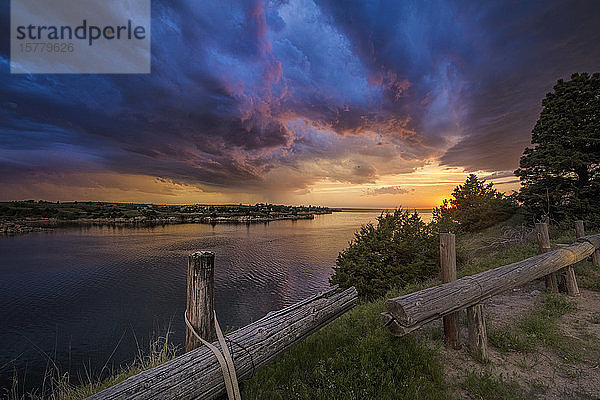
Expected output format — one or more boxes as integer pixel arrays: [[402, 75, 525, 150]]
[[515, 73, 600, 222]]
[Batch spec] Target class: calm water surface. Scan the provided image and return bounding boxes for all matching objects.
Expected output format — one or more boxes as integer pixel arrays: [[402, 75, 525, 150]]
[[0, 211, 431, 391]]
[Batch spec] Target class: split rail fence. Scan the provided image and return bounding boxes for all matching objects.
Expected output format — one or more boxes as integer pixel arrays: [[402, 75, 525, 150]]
[[87, 220, 599, 399], [381, 220, 600, 360], [88, 252, 357, 400]]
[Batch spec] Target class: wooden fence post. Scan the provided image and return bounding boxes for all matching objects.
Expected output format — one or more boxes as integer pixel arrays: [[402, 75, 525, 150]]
[[535, 223, 558, 293], [186, 251, 215, 352], [575, 220, 585, 239], [440, 233, 460, 349], [563, 221, 583, 297], [583, 220, 600, 267], [466, 304, 488, 361]]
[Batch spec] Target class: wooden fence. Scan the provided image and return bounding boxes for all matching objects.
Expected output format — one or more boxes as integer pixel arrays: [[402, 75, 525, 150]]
[[382, 221, 600, 360], [87, 252, 357, 399], [87, 220, 599, 398]]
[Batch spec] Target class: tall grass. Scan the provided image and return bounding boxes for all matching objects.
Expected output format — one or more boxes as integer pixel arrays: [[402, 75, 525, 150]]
[[4, 328, 177, 400], [243, 297, 448, 400]]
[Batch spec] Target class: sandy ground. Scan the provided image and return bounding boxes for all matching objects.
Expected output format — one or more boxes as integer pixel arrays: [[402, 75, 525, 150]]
[[420, 280, 600, 399]]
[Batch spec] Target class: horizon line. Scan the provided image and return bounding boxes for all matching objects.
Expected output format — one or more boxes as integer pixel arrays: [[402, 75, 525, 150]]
[[0, 199, 436, 211]]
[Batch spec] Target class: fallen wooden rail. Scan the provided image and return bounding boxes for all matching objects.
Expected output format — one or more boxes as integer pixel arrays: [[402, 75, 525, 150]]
[[87, 285, 357, 400], [382, 233, 600, 336]]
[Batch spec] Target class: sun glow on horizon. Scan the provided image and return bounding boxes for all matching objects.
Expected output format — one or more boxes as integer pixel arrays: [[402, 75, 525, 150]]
[[0, 162, 520, 209]]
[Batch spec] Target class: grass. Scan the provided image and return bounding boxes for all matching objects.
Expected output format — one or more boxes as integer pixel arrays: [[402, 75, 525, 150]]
[[5, 329, 177, 400], [243, 297, 448, 400], [488, 293, 577, 356], [589, 313, 600, 324], [460, 371, 540, 400], [486, 290, 600, 367], [518, 294, 581, 361], [574, 260, 600, 291], [456, 215, 539, 277], [488, 327, 534, 353]]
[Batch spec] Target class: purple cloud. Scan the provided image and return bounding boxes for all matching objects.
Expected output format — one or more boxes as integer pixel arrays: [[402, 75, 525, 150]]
[[1, 0, 599, 198]]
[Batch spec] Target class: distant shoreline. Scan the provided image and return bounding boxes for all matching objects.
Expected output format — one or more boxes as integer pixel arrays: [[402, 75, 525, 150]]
[[0, 201, 434, 236], [0, 201, 335, 236], [0, 212, 336, 236]]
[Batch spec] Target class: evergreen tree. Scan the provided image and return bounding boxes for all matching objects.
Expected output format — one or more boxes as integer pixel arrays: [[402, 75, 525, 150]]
[[515, 73, 600, 222], [433, 174, 516, 232], [330, 209, 438, 299]]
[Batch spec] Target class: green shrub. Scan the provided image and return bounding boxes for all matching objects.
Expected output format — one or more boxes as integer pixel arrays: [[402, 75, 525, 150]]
[[330, 209, 438, 299], [330, 175, 518, 299]]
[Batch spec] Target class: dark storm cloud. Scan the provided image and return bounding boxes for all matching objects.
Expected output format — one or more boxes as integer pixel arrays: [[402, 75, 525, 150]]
[[316, 0, 600, 171], [1, 0, 599, 194], [438, 1, 600, 171]]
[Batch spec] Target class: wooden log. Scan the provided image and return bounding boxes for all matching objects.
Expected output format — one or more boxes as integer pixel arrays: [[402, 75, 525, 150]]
[[87, 286, 358, 400], [466, 304, 488, 361], [186, 251, 216, 351], [380, 312, 441, 337], [380, 312, 422, 336], [564, 267, 580, 296], [535, 222, 551, 253], [440, 233, 460, 349], [577, 223, 600, 267], [536, 223, 558, 293], [577, 234, 600, 266], [578, 234, 600, 249], [564, 221, 583, 297], [384, 236, 598, 331]]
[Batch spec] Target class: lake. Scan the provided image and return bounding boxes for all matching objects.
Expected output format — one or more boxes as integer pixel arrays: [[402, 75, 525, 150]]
[[0, 210, 432, 392]]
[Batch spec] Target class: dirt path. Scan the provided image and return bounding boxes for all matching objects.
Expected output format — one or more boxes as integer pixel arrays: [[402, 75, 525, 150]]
[[426, 280, 600, 399]]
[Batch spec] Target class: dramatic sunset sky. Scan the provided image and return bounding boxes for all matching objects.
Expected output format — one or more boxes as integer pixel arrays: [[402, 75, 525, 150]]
[[1, 1, 599, 208]]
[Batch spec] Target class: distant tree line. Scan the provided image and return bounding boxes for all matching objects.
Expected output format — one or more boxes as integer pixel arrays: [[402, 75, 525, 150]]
[[0, 201, 333, 221]]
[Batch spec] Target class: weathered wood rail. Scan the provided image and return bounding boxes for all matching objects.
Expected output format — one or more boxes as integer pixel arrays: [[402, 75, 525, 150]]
[[382, 221, 600, 359], [87, 248, 357, 400], [186, 251, 216, 350], [440, 233, 460, 349], [88, 285, 357, 399], [383, 235, 597, 329]]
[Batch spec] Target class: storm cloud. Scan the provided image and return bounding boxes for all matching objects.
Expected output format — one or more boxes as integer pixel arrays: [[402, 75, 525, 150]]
[[1, 0, 599, 199]]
